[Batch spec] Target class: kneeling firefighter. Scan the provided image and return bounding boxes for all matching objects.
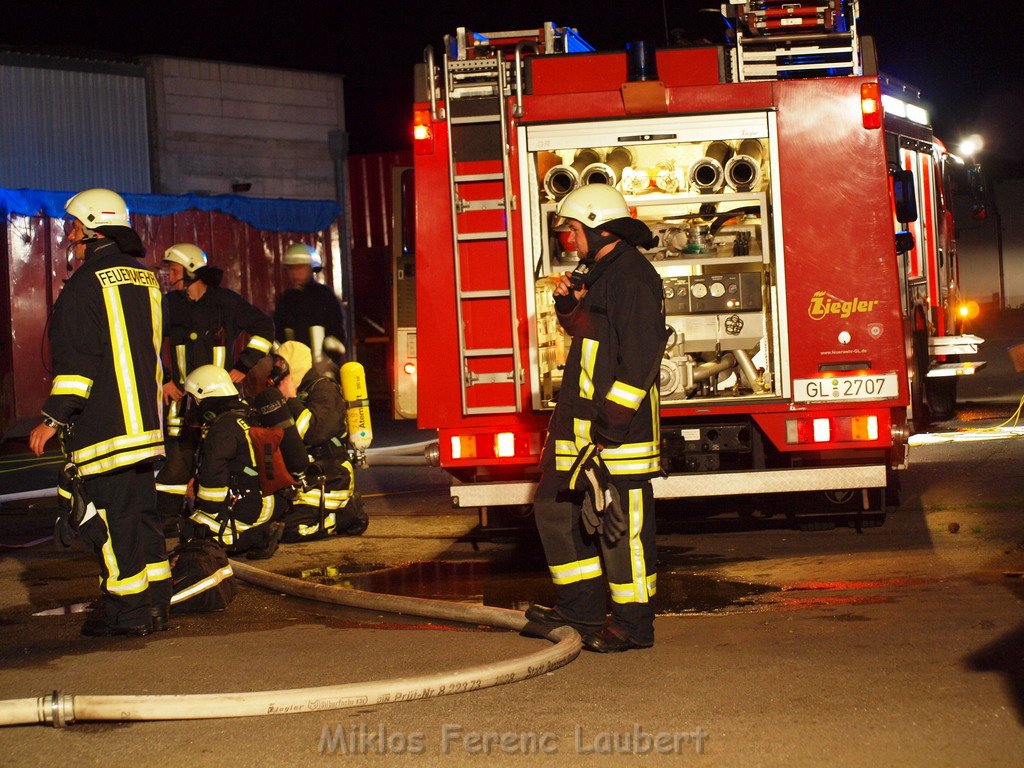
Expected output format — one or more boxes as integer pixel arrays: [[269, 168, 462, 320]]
[[272, 341, 369, 541], [178, 365, 305, 559]]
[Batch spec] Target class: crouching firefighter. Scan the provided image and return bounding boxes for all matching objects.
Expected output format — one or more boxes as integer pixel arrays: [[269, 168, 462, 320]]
[[272, 341, 369, 541], [178, 365, 303, 559]]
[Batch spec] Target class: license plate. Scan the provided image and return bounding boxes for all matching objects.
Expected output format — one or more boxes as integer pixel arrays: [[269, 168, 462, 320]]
[[793, 373, 900, 403]]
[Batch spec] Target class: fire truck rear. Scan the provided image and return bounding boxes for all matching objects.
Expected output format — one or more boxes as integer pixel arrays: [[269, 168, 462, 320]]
[[408, 1, 984, 522]]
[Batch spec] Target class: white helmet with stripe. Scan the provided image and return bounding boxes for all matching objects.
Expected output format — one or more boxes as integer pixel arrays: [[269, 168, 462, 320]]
[[64, 188, 132, 230]]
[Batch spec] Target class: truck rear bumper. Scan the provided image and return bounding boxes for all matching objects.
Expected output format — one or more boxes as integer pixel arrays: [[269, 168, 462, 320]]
[[449, 464, 887, 507]]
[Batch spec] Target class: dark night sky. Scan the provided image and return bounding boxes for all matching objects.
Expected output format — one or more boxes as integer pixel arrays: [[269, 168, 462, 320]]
[[5, 1, 1023, 176]]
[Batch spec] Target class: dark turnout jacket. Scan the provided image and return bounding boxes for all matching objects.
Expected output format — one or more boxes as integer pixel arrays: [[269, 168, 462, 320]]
[[550, 241, 666, 479], [164, 287, 274, 383], [42, 240, 165, 477], [274, 279, 346, 348], [190, 407, 274, 543]]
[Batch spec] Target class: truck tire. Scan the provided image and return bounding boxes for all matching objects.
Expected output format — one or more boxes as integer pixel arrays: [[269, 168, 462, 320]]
[[926, 376, 957, 421], [911, 326, 930, 429]]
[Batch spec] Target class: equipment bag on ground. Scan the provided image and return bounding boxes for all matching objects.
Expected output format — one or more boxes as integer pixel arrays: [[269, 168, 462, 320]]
[[169, 538, 237, 613]]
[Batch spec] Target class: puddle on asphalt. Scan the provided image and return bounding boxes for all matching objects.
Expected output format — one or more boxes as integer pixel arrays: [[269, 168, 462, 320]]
[[296, 560, 780, 615]]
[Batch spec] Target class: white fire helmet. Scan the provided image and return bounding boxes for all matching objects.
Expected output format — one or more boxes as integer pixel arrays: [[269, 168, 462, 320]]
[[183, 364, 238, 400], [64, 188, 132, 230], [282, 243, 323, 271], [163, 243, 209, 275], [555, 183, 630, 228]]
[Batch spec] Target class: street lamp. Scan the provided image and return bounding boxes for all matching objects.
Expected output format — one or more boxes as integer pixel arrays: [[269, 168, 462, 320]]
[[959, 135, 1006, 310], [958, 134, 983, 158]]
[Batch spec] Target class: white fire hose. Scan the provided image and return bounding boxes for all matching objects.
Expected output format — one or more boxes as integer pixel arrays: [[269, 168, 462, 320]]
[[0, 560, 580, 727], [364, 439, 439, 467]]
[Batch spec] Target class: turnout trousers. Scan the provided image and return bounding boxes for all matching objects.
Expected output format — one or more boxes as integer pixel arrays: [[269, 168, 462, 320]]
[[280, 462, 357, 542], [533, 440, 657, 645], [155, 401, 197, 520], [79, 462, 171, 628]]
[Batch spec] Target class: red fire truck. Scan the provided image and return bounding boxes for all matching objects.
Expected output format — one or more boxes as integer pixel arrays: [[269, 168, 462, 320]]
[[406, 1, 984, 522]]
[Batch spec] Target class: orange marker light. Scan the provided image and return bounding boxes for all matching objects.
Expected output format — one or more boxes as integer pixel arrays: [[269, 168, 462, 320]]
[[451, 435, 477, 460], [413, 109, 434, 155], [861, 82, 882, 129]]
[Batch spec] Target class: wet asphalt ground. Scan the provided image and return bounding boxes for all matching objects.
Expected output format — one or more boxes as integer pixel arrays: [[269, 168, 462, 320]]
[[1, 323, 1023, 765]]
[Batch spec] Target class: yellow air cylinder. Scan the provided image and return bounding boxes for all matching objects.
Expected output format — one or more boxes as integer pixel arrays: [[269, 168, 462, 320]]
[[341, 361, 373, 452]]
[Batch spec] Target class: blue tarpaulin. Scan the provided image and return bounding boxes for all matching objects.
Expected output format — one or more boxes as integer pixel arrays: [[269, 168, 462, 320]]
[[0, 187, 341, 233]]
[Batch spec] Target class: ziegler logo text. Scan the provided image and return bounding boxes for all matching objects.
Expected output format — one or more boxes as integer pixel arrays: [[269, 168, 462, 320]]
[[808, 291, 879, 320]]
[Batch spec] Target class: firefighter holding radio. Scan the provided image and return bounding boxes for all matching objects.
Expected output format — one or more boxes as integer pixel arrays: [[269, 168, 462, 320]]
[[524, 184, 667, 653]]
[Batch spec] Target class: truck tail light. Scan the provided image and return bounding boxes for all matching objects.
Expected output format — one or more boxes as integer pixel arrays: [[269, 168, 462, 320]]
[[786, 418, 828, 443], [850, 416, 879, 441], [494, 432, 516, 458], [447, 430, 543, 461], [861, 82, 882, 129], [786, 415, 879, 444], [451, 435, 477, 459], [413, 109, 434, 155]]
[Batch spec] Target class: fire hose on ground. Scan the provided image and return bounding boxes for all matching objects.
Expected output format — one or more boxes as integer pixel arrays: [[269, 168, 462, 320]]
[[364, 440, 439, 467], [0, 559, 581, 727]]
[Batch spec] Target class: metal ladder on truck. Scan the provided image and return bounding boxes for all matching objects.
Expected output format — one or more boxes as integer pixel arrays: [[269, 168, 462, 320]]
[[436, 26, 559, 416], [723, 1, 865, 82]]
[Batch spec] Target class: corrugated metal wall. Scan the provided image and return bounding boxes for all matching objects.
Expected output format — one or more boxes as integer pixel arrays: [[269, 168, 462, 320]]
[[347, 151, 411, 406], [0, 209, 341, 432], [348, 151, 410, 329], [0, 62, 151, 193]]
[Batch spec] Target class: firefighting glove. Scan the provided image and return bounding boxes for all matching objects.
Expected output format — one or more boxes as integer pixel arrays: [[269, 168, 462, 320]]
[[580, 492, 603, 537], [566, 444, 603, 534], [580, 480, 629, 545], [567, 445, 629, 546], [599, 483, 628, 546], [54, 462, 98, 548]]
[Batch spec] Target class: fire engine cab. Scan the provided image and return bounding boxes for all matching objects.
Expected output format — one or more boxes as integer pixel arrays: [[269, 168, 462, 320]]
[[408, 0, 984, 522]]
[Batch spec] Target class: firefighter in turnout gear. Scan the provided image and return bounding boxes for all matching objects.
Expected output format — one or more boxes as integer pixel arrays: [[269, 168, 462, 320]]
[[29, 188, 171, 637], [523, 184, 667, 653], [272, 341, 368, 541], [178, 365, 290, 559], [155, 243, 275, 525], [273, 243, 347, 359]]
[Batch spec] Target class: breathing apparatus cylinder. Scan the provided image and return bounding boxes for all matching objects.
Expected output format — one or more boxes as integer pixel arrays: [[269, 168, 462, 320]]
[[341, 361, 373, 453]]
